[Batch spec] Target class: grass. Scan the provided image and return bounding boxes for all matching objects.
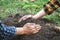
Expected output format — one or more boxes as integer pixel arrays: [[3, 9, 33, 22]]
[[0, 0, 48, 17], [0, 0, 60, 26]]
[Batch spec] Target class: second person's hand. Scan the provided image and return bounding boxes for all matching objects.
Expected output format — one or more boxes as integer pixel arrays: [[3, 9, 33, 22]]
[[18, 15, 33, 22]]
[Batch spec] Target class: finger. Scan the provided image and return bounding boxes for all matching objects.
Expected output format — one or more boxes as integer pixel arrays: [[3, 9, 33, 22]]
[[18, 18, 23, 22], [22, 15, 32, 20], [33, 27, 40, 34], [18, 16, 27, 22], [33, 25, 41, 34], [36, 25, 41, 31], [18, 15, 32, 22], [32, 29, 39, 34]]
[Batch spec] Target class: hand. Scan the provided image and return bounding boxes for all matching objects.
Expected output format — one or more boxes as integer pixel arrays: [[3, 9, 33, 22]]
[[18, 15, 33, 22], [23, 23, 41, 35]]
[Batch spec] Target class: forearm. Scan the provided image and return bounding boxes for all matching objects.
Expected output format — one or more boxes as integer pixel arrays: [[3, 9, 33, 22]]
[[33, 0, 60, 19], [33, 9, 46, 19]]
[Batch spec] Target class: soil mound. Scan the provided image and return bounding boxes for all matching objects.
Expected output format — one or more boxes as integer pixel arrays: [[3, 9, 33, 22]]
[[2, 13, 60, 40]]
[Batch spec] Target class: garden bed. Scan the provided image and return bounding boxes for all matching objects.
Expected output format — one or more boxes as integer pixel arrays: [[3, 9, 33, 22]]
[[2, 13, 60, 40]]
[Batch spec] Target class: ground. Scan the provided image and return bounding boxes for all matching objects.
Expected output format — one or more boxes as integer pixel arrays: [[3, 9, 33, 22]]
[[0, 0, 60, 26], [2, 13, 60, 40]]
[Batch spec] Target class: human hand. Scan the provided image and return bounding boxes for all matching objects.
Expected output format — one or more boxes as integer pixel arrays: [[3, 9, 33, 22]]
[[18, 15, 33, 22], [23, 23, 41, 35]]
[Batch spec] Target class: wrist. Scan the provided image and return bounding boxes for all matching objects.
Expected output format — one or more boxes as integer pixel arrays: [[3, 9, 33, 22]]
[[32, 9, 46, 19], [15, 27, 25, 35]]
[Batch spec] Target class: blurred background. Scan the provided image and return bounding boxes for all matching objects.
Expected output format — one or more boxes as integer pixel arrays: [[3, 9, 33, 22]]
[[0, 0, 60, 26]]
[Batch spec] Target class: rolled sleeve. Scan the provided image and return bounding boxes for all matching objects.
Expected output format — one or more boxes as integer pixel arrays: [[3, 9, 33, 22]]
[[0, 21, 16, 40], [3, 25, 16, 38], [43, 0, 60, 15]]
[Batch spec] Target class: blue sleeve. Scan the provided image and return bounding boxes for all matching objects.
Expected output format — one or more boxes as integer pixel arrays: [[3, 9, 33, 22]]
[[0, 21, 16, 40]]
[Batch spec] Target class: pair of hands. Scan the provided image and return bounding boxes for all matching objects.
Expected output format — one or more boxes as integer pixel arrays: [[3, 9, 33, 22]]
[[18, 15, 41, 35]]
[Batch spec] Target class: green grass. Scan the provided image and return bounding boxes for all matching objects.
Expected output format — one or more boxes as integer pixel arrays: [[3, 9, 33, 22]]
[[0, 0, 48, 17], [0, 0, 60, 26]]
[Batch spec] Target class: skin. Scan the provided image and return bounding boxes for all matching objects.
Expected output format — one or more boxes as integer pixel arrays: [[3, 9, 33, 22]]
[[19, 9, 46, 22], [32, 9, 46, 19], [18, 9, 60, 31], [18, 0, 60, 33], [15, 23, 41, 35]]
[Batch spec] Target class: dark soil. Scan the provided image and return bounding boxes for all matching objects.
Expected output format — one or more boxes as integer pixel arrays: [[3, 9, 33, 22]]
[[2, 13, 60, 40]]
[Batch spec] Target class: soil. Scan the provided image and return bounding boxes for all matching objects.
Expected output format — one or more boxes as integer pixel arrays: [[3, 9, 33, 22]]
[[2, 13, 60, 40]]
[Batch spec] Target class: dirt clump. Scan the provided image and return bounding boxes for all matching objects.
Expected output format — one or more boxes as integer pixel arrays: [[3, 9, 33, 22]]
[[2, 13, 60, 40]]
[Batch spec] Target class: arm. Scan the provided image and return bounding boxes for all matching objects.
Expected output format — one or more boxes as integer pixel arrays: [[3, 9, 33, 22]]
[[32, 9, 46, 19], [32, 0, 60, 19], [0, 20, 24, 40], [0, 20, 41, 37], [18, 0, 60, 22], [16, 23, 41, 35], [0, 21, 16, 40]]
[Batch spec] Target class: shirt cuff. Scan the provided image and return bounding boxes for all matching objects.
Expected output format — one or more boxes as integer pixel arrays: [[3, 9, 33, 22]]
[[3, 25, 16, 38]]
